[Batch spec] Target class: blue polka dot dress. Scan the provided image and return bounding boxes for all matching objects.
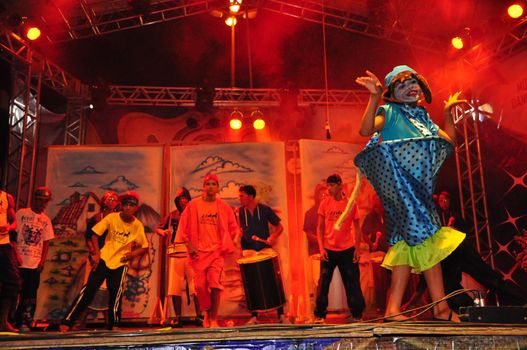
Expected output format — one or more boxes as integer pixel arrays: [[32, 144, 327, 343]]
[[355, 103, 465, 273]]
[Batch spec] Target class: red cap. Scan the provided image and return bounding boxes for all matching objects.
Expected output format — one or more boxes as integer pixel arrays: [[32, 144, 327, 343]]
[[119, 191, 140, 206], [203, 173, 219, 185]]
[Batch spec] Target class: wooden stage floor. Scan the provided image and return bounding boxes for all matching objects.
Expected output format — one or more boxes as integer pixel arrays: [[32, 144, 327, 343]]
[[1, 320, 527, 350]]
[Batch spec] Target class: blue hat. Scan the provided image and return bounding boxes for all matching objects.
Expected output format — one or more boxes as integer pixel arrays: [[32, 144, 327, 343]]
[[384, 65, 416, 87], [382, 65, 432, 104]]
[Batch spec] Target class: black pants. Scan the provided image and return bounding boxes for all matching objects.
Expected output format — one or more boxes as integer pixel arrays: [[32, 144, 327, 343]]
[[63, 259, 127, 329], [314, 247, 365, 318], [15, 268, 40, 326], [442, 239, 527, 312]]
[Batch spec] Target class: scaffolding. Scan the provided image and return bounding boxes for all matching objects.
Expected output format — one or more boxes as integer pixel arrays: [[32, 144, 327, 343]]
[[453, 102, 493, 267]]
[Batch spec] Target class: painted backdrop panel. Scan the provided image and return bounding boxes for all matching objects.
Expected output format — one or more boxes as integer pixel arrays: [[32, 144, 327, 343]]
[[41, 146, 163, 322], [170, 142, 289, 318], [299, 139, 378, 312]]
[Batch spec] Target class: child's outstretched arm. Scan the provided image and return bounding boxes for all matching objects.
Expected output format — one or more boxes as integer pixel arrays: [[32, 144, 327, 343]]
[[356, 70, 385, 136]]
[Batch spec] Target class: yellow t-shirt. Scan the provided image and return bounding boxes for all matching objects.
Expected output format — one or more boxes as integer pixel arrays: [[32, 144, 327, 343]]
[[92, 212, 148, 269]]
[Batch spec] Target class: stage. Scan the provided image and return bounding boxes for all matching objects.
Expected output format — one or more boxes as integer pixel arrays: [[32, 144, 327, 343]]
[[1, 320, 527, 349]]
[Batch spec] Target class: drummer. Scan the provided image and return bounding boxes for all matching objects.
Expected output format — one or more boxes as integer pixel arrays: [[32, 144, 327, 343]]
[[155, 187, 201, 327], [238, 185, 287, 325]]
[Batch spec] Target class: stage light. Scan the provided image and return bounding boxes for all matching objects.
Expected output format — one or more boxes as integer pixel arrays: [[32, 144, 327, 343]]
[[229, 110, 243, 130], [451, 36, 464, 50], [225, 16, 237, 26], [508, 4, 524, 18], [229, 0, 242, 14], [229, 118, 242, 130], [253, 118, 265, 130], [26, 26, 41, 41]]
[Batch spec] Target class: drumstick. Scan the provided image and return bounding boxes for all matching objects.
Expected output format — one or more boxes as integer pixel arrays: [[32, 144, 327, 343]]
[[335, 172, 362, 230], [251, 235, 269, 244]]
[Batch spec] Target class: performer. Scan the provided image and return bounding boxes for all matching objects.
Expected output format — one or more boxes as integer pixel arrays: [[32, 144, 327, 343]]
[[175, 174, 239, 328], [313, 174, 365, 323], [0, 189, 20, 332], [61, 192, 149, 331], [238, 184, 286, 325], [354, 65, 466, 321], [74, 191, 120, 330], [156, 187, 201, 327], [13, 187, 55, 331]]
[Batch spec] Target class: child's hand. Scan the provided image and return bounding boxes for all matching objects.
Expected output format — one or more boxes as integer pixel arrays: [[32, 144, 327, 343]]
[[444, 91, 467, 110], [355, 70, 382, 94]]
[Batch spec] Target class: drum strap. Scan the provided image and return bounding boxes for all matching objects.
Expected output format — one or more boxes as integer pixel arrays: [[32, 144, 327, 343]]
[[243, 205, 261, 227]]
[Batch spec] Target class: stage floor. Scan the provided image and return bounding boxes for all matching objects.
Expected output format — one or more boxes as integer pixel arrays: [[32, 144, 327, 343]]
[[1, 320, 527, 350]]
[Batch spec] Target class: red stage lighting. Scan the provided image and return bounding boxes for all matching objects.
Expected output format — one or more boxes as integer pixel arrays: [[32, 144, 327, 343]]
[[508, 4, 524, 18], [225, 16, 237, 26], [451, 36, 464, 50], [253, 118, 265, 130], [26, 26, 41, 41], [229, 118, 242, 130]]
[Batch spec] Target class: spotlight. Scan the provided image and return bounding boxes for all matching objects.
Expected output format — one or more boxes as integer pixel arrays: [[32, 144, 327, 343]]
[[250, 110, 265, 130], [229, 0, 242, 14], [229, 118, 242, 130], [508, 3, 524, 18], [25, 26, 41, 41], [229, 110, 243, 130], [225, 16, 237, 26], [451, 36, 464, 50], [253, 119, 265, 130]]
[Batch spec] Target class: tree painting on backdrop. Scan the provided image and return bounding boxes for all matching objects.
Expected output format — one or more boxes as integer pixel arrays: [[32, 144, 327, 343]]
[[41, 146, 163, 322]]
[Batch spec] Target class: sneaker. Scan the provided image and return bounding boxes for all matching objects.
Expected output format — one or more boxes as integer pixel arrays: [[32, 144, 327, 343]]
[[245, 316, 259, 325], [19, 324, 30, 332], [313, 317, 325, 324]]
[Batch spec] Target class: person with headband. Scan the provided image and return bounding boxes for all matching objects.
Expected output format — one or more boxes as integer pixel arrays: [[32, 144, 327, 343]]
[[0, 189, 20, 332], [176, 174, 239, 328], [61, 191, 148, 331], [352, 65, 467, 322], [13, 187, 55, 332], [313, 174, 364, 324], [238, 184, 285, 325]]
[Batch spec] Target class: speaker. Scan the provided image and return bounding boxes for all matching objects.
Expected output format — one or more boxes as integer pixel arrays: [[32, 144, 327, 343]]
[[459, 306, 527, 324]]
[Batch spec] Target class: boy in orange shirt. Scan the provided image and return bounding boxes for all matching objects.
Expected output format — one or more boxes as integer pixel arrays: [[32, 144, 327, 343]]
[[314, 174, 365, 323]]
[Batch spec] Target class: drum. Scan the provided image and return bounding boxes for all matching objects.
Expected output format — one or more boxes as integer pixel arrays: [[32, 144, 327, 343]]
[[237, 251, 286, 312], [167, 243, 188, 258]]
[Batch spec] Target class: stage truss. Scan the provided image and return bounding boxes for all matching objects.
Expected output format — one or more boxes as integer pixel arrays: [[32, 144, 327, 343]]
[[453, 102, 493, 267]]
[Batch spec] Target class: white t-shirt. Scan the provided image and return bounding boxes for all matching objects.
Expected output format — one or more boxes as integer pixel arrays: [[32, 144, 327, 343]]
[[15, 208, 55, 269]]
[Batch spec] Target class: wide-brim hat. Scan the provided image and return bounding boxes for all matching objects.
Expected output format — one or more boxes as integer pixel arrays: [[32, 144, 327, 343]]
[[382, 65, 432, 104]]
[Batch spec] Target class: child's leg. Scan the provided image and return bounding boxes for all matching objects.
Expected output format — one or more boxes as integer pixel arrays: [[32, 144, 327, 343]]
[[422, 263, 459, 321], [384, 265, 411, 319]]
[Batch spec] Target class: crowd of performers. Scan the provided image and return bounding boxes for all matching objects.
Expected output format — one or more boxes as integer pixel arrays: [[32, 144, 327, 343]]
[[1, 65, 526, 332]]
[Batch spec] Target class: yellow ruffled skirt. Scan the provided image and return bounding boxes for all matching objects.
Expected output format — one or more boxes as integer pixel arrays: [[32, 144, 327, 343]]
[[381, 226, 466, 274]]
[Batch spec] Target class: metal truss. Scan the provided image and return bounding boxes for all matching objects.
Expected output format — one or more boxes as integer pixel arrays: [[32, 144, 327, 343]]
[[461, 17, 527, 70], [107, 85, 370, 107], [34, 0, 446, 52], [64, 96, 90, 145], [7, 55, 42, 209], [262, 0, 445, 53], [42, 0, 218, 43], [453, 102, 494, 268], [0, 29, 85, 96]]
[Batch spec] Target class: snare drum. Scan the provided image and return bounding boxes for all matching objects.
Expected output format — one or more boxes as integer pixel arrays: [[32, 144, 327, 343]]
[[237, 251, 286, 312], [167, 243, 188, 258]]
